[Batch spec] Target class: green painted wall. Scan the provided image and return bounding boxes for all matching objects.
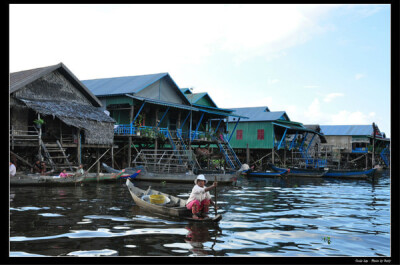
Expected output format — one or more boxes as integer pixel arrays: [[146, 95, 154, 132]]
[[227, 121, 274, 149], [110, 109, 130, 124], [105, 96, 133, 106], [196, 97, 214, 107]]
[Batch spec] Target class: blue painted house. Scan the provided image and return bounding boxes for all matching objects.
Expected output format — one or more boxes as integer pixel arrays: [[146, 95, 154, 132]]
[[82, 74, 245, 170]]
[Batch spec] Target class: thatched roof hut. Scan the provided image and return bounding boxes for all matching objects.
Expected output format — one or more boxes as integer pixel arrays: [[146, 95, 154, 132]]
[[10, 63, 115, 145]]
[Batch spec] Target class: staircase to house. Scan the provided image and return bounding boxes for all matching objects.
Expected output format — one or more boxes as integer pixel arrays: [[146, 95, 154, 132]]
[[380, 147, 390, 167], [214, 135, 242, 170], [298, 135, 327, 168], [41, 140, 74, 171]]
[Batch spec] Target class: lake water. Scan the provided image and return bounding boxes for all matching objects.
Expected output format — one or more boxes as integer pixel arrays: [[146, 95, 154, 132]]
[[9, 170, 391, 258]]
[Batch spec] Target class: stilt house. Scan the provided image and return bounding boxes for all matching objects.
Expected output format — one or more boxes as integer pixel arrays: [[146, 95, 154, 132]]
[[226, 106, 326, 169], [82, 74, 245, 172], [10, 63, 116, 172], [319, 124, 390, 167]]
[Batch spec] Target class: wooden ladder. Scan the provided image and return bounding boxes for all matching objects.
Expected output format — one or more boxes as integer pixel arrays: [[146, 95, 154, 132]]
[[42, 140, 73, 171]]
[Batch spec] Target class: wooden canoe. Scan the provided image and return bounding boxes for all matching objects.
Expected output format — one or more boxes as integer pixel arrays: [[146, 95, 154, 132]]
[[125, 179, 222, 223], [324, 168, 376, 179], [242, 168, 288, 178], [103, 163, 238, 184], [10, 171, 125, 186], [269, 164, 328, 177]]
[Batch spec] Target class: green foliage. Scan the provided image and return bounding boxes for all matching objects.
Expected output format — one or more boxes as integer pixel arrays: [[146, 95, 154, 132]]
[[135, 114, 143, 127], [33, 118, 44, 125]]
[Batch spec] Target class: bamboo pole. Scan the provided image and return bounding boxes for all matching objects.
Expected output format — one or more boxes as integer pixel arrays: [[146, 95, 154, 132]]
[[214, 175, 217, 215], [85, 148, 110, 174]]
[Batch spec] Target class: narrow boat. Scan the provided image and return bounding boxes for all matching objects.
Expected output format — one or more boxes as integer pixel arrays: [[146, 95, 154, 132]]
[[125, 178, 222, 222], [103, 163, 238, 184], [269, 164, 328, 178], [324, 168, 376, 179], [242, 168, 288, 178], [102, 163, 141, 179], [10, 171, 125, 186]]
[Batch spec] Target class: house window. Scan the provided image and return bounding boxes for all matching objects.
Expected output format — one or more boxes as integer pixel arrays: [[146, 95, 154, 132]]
[[257, 129, 264, 140], [236, 130, 243, 140]]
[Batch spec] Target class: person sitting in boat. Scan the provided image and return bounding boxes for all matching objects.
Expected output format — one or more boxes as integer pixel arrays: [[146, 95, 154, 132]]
[[186, 175, 217, 220], [31, 160, 42, 174], [40, 161, 47, 174], [9, 162, 16, 177], [75, 164, 85, 176], [59, 169, 70, 178]]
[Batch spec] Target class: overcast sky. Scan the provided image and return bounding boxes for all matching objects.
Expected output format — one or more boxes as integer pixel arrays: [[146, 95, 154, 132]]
[[9, 4, 391, 137]]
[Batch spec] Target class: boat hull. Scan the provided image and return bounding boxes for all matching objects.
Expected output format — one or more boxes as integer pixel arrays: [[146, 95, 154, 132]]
[[102, 163, 237, 183], [243, 169, 287, 178], [10, 172, 123, 186], [324, 168, 376, 179], [135, 172, 238, 183], [269, 164, 327, 178], [126, 179, 221, 223]]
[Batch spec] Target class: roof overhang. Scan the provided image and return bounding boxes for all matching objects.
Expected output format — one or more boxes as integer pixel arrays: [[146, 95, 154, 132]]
[[125, 94, 199, 111], [10, 63, 103, 107], [273, 122, 327, 143], [367, 135, 391, 142], [18, 98, 115, 123]]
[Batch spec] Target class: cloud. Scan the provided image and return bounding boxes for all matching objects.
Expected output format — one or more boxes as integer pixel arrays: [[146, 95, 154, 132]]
[[329, 110, 374, 125], [267, 79, 280, 85], [10, 4, 341, 76], [355, 73, 366, 80], [323, 93, 344, 102], [303, 98, 324, 122], [292, 97, 377, 127]]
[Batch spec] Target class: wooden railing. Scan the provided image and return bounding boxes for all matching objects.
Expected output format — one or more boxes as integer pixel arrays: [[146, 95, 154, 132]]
[[9, 125, 39, 149], [114, 124, 213, 141]]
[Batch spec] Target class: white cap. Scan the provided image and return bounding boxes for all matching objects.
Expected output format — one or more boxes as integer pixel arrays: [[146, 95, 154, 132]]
[[195, 174, 208, 184]]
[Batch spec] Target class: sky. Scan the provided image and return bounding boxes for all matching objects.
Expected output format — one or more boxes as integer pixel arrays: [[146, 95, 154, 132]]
[[9, 4, 391, 137]]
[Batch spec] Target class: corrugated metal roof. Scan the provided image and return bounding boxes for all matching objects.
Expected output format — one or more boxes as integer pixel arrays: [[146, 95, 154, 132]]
[[272, 122, 315, 133], [82, 73, 168, 96], [180, 88, 192, 94], [227, 107, 286, 122], [319, 125, 374, 136], [184, 92, 220, 108], [186, 92, 207, 104], [125, 95, 198, 111]]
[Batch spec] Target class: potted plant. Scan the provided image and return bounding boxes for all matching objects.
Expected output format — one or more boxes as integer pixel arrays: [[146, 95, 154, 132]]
[[33, 118, 44, 129], [135, 114, 143, 127]]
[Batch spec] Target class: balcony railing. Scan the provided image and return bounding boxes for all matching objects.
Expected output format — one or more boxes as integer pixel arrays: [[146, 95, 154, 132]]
[[114, 124, 214, 141], [352, 147, 368, 153]]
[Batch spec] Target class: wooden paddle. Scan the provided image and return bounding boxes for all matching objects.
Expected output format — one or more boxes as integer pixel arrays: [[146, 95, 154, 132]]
[[214, 175, 217, 215]]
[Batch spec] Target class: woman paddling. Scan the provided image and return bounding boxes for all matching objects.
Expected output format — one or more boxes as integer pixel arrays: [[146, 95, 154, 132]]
[[186, 175, 218, 220]]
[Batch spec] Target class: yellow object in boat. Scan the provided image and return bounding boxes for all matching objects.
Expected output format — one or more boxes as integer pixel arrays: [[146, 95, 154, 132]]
[[149, 194, 165, 204]]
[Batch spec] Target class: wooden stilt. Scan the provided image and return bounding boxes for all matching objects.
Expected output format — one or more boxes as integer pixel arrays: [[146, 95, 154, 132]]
[[246, 144, 250, 165]]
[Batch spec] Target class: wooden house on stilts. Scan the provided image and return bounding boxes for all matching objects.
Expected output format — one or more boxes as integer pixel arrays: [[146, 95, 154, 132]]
[[226, 106, 326, 170], [319, 124, 390, 169], [9, 63, 116, 173], [82, 73, 246, 173]]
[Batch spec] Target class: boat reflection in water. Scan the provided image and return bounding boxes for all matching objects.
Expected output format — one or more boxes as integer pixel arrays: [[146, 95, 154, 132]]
[[184, 223, 221, 256]]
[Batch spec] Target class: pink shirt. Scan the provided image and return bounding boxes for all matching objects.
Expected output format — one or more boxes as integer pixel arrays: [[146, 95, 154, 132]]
[[59, 172, 69, 178]]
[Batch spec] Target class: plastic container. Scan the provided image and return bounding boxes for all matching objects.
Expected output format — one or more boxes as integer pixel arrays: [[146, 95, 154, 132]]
[[149, 194, 165, 204]]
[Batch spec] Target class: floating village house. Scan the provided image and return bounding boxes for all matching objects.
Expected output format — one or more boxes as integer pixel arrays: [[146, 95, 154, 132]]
[[319, 124, 390, 168], [9, 63, 116, 172], [226, 106, 326, 169], [81, 73, 245, 173]]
